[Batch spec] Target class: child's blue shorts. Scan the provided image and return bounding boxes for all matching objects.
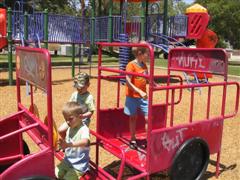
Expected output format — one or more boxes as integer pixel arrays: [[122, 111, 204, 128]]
[[124, 96, 148, 116]]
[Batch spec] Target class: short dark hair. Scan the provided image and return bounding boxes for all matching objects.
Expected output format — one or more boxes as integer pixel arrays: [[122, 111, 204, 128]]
[[132, 41, 149, 57]]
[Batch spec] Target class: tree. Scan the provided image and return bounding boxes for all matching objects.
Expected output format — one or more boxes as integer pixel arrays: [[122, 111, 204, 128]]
[[195, 0, 240, 49]]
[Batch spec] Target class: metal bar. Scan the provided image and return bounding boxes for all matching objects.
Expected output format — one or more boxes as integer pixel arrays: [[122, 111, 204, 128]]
[[0, 110, 24, 121], [71, 43, 75, 77], [117, 80, 120, 108], [43, 9, 48, 49], [0, 154, 23, 162], [221, 84, 227, 116], [90, 130, 126, 180], [96, 45, 103, 167], [206, 86, 211, 119], [189, 87, 194, 123], [0, 123, 39, 141], [7, 7, 13, 85], [99, 67, 149, 78], [46, 49, 54, 150], [127, 172, 149, 180], [153, 81, 238, 91], [170, 89, 175, 126], [108, 0, 113, 42], [24, 11, 28, 41]]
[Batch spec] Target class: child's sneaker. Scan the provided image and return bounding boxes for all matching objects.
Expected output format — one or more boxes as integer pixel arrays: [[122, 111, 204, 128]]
[[129, 140, 138, 149]]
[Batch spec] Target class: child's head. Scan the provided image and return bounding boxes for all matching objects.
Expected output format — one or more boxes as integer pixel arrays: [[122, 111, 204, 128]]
[[132, 41, 149, 63], [73, 72, 90, 94], [62, 102, 87, 128]]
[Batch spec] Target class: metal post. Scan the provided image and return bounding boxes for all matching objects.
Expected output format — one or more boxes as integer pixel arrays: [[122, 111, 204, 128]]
[[141, 0, 146, 40], [108, 0, 113, 42], [91, 0, 95, 46], [145, 1, 149, 39], [163, 0, 168, 36], [43, 9, 48, 49], [7, 7, 13, 85], [0, 0, 5, 7], [71, 44, 75, 77], [98, 0, 102, 16], [24, 11, 28, 41]]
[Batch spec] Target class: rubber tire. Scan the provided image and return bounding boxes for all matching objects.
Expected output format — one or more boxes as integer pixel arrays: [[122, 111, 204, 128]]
[[169, 137, 209, 180]]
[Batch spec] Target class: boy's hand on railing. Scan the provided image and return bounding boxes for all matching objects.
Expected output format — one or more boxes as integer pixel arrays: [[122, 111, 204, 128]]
[[139, 90, 148, 100], [58, 138, 69, 150]]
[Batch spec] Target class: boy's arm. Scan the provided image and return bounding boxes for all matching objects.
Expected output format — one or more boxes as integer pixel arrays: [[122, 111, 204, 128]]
[[80, 111, 93, 119], [126, 75, 147, 99], [58, 122, 68, 139], [59, 138, 89, 149], [80, 94, 95, 119]]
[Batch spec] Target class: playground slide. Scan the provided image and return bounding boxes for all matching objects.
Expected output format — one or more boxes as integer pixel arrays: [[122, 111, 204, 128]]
[[196, 28, 218, 48], [149, 33, 186, 59], [194, 29, 218, 79]]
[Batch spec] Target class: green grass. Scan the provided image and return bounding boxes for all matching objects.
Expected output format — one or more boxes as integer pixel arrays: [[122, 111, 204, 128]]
[[0, 54, 239, 76], [228, 65, 240, 76]]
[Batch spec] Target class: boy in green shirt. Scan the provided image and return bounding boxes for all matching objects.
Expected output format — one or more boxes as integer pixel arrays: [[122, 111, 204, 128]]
[[58, 72, 95, 139]]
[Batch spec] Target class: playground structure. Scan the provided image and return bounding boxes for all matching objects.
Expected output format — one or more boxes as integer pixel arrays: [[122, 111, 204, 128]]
[[0, 47, 55, 179], [0, 1, 218, 85], [79, 42, 239, 179], [0, 40, 240, 179]]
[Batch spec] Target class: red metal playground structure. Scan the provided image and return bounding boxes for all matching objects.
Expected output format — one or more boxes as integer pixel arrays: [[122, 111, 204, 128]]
[[0, 1, 218, 85], [0, 43, 239, 179]]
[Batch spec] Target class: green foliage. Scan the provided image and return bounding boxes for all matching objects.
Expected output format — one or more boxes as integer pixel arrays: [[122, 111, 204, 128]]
[[195, 0, 240, 49]]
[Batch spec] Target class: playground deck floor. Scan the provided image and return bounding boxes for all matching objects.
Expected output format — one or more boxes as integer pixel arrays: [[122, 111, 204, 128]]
[[0, 67, 239, 179]]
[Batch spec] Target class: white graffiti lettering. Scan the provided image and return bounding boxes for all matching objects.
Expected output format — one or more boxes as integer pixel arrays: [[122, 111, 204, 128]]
[[175, 52, 206, 69], [161, 128, 188, 152]]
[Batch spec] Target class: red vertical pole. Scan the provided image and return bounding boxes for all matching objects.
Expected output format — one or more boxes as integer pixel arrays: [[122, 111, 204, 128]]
[[189, 88, 194, 123], [96, 45, 102, 166], [47, 51, 53, 150], [206, 86, 211, 119], [170, 89, 175, 126], [117, 80, 120, 108], [146, 44, 154, 172]]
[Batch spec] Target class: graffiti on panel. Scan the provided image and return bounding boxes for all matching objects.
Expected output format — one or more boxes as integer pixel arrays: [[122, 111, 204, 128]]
[[161, 127, 188, 152], [16, 51, 48, 91], [169, 49, 227, 75]]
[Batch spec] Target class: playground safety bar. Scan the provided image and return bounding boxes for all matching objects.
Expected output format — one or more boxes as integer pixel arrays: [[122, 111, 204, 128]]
[[90, 130, 126, 180], [0, 110, 24, 122], [99, 71, 184, 107], [169, 67, 227, 76], [153, 81, 239, 120], [18, 103, 48, 131], [151, 33, 186, 47], [0, 154, 24, 163], [0, 122, 39, 142], [17, 103, 50, 149]]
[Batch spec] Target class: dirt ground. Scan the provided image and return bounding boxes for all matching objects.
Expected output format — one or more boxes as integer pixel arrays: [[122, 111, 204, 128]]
[[0, 67, 239, 179]]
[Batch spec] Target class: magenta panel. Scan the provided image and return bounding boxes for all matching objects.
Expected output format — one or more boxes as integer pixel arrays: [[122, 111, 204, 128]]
[[16, 47, 50, 91], [0, 116, 21, 162], [98, 104, 167, 138], [1, 149, 55, 179], [168, 48, 227, 76], [149, 117, 224, 173]]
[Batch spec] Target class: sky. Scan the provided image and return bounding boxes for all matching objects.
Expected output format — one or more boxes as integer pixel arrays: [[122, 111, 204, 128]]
[[183, 0, 195, 4]]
